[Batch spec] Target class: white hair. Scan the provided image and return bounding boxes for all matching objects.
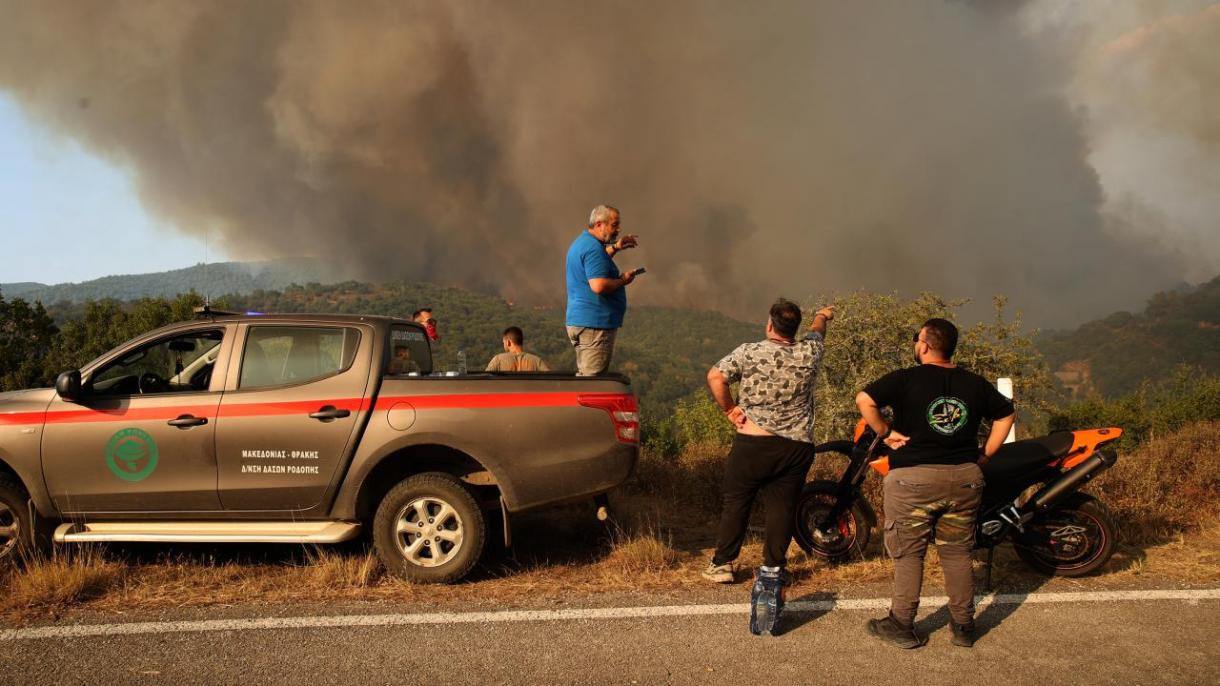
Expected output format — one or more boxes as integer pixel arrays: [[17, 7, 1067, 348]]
[[587, 204, 620, 228]]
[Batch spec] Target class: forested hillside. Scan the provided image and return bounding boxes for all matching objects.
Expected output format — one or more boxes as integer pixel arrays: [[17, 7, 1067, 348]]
[[1038, 276, 1220, 397], [0, 258, 335, 304]]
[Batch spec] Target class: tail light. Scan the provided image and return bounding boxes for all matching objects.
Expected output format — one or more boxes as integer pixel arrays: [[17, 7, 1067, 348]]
[[578, 393, 640, 444]]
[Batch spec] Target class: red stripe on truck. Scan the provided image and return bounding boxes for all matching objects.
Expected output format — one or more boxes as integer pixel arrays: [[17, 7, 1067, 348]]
[[374, 392, 586, 410], [0, 392, 631, 425]]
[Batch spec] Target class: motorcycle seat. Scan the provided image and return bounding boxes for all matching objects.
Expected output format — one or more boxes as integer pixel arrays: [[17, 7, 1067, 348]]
[[982, 432, 1075, 481]]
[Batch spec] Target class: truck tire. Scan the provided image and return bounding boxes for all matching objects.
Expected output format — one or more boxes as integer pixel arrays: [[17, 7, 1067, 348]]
[[373, 472, 486, 584], [0, 474, 51, 565]]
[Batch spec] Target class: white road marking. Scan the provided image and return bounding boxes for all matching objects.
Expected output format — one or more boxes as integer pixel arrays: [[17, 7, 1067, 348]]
[[2, 588, 1217, 641]]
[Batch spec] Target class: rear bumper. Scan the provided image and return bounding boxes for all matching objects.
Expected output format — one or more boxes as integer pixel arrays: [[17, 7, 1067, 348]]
[[506, 442, 638, 513]]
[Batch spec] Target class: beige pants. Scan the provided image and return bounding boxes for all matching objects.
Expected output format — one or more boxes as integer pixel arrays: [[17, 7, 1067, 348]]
[[566, 326, 617, 376]]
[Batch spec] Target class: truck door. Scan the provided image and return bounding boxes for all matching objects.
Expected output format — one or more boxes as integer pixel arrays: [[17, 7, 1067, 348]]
[[41, 327, 230, 513], [215, 323, 372, 511]]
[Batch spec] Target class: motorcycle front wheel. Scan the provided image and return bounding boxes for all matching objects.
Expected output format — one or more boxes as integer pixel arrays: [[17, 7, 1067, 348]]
[[793, 481, 871, 561], [1013, 493, 1117, 577]]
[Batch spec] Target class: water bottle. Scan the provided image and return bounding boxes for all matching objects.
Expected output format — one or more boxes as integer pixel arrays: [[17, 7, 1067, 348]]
[[749, 565, 785, 636], [456, 350, 467, 375]]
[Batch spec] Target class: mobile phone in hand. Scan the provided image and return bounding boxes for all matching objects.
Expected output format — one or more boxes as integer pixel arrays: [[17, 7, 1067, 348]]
[[632, 267, 647, 276]]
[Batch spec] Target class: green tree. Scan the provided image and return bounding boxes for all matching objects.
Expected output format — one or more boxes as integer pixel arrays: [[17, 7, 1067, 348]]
[[41, 293, 209, 381], [0, 291, 58, 391], [1049, 367, 1220, 450]]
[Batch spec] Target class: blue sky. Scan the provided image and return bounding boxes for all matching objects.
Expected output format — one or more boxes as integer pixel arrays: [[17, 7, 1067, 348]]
[[0, 94, 223, 286]]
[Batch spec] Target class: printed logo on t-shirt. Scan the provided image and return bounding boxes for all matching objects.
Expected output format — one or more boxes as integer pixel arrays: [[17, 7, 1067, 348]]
[[926, 396, 968, 435]]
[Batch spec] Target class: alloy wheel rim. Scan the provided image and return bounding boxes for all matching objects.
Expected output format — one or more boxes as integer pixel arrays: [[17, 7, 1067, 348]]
[[394, 497, 464, 568], [0, 502, 20, 557]]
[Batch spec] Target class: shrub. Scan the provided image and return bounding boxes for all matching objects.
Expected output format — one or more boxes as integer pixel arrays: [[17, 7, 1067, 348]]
[[632, 441, 727, 513], [1049, 368, 1220, 450], [1089, 420, 1220, 543]]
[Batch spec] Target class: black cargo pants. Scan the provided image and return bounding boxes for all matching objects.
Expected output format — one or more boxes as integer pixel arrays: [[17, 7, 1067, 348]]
[[712, 434, 815, 568]]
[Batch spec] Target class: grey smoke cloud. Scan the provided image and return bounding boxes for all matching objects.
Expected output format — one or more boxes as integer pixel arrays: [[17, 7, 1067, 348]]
[[0, 0, 1206, 326]]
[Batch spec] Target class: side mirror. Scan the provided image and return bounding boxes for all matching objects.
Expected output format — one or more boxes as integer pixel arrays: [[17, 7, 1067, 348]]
[[56, 370, 82, 402]]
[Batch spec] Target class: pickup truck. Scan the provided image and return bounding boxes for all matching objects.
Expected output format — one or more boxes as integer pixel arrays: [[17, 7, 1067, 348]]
[[0, 309, 639, 582]]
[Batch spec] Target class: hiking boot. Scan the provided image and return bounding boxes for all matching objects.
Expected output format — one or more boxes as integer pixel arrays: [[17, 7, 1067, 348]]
[[866, 613, 925, 649], [950, 621, 976, 648], [810, 525, 844, 548], [701, 561, 735, 583]]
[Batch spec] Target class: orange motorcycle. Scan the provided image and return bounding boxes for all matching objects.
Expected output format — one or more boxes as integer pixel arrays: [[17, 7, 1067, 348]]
[[795, 421, 1122, 582]]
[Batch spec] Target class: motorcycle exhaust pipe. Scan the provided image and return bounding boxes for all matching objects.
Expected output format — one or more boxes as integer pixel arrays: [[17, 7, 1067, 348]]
[[1029, 448, 1118, 512]]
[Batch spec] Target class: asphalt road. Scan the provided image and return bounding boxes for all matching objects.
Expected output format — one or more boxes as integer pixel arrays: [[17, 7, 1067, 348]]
[[2, 589, 1217, 686]]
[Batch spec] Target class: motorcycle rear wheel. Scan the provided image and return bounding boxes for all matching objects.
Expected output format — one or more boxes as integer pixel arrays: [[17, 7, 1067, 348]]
[[1013, 493, 1116, 577], [793, 481, 871, 561]]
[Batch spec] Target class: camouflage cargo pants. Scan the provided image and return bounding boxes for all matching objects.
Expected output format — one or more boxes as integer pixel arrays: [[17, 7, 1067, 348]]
[[883, 462, 985, 626]]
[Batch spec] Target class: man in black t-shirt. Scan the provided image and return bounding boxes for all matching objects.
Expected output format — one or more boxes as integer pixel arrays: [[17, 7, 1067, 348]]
[[856, 318, 1015, 649]]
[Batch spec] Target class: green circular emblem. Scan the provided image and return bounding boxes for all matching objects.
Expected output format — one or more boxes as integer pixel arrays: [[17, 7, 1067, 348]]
[[105, 428, 160, 482], [926, 397, 968, 436]]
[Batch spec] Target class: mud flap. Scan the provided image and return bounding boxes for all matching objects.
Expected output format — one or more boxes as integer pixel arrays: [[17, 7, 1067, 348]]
[[500, 497, 512, 549]]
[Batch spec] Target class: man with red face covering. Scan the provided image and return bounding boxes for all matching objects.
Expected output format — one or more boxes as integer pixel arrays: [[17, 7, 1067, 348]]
[[412, 308, 440, 342]]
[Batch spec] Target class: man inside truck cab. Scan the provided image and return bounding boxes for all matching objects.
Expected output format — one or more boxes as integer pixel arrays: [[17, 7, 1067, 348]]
[[389, 344, 421, 375]]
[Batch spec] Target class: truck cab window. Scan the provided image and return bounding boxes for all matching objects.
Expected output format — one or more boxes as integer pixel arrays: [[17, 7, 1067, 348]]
[[90, 330, 224, 396], [387, 325, 432, 375], [240, 326, 360, 389]]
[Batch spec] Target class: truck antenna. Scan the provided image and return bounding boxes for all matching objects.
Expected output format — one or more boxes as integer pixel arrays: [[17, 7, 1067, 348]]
[[203, 228, 211, 308]]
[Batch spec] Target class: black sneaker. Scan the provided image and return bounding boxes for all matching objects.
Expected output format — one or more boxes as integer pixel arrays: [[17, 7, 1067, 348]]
[[950, 621, 976, 648], [866, 614, 925, 649]]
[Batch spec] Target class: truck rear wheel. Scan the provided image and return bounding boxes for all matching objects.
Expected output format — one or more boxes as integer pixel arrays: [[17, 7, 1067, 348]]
[[373, 472, 486, 584]]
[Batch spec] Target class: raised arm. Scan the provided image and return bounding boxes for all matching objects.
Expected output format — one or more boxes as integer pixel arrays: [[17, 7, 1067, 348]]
[[809, 306, 834, 336]]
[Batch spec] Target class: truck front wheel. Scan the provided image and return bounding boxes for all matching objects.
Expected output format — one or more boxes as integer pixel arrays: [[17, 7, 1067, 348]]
[[373, 472, 486, 584], [0, 474, 51, 564]]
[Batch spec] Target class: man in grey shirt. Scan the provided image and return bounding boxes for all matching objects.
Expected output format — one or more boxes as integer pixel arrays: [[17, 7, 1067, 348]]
[[486, 326, 550, 373], [703, 298, 833, 583]]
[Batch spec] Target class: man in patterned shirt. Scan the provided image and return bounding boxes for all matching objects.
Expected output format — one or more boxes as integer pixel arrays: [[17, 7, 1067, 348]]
[[702, 298, 834, 584]]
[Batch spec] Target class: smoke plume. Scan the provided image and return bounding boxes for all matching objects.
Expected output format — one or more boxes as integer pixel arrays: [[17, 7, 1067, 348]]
[[0, 0, 1210, 325]]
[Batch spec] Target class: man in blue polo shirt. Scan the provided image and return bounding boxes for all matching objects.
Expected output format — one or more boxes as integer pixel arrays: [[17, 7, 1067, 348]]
[[565, 205, 642, 376]]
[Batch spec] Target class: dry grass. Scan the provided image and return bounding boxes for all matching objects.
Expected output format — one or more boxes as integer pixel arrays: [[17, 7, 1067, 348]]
[[632, 440, 726, 513], [301, 547, 384, 588], [1089, 421, 1220, 543], [603, 523, 680, 577], [2, 546, 124, 614]]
